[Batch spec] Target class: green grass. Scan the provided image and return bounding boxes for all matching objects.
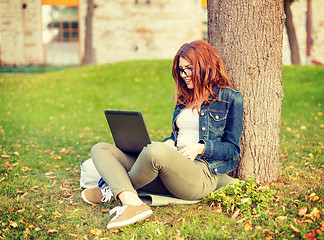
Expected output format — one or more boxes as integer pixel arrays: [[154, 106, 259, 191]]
[[0, 61, 323, 239]]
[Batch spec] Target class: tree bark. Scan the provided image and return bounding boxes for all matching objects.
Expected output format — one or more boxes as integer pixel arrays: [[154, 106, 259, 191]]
[[284, 0, 301, 65], [83, 0, 94, 65], [207, 0, 285, 183]]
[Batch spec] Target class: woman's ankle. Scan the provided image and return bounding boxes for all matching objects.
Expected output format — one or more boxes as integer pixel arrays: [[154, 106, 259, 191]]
[[118, 191, 143, 206]]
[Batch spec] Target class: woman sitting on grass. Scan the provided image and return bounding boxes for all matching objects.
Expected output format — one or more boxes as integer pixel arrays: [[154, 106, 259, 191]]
[[82, 40, 243, 229]]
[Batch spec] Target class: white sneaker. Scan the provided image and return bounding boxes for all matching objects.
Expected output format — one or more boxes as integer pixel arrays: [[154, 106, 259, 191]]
[[81, 184, 113, 204], [107, 203, 153, 229]]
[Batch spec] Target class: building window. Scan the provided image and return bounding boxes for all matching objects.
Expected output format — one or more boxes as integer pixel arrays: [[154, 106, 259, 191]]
[[41, 0, 80, 65]]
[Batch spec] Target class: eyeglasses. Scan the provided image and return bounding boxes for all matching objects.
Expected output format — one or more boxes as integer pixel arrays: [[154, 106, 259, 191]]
[[177, 67, 192, 77]]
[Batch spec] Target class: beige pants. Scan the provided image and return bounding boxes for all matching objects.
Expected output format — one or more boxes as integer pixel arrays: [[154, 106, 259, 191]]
[[91, 142, 219, 200]]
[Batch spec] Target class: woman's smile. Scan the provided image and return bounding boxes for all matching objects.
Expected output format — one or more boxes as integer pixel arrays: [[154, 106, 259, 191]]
[[179, 57, 194, 89]]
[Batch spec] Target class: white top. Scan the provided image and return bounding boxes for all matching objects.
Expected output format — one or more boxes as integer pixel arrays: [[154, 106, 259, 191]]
[[176, 108, 199, 147]]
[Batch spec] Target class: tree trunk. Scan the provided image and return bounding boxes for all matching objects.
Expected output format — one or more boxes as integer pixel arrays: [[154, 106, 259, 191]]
[[83, 0, 94, 65], [207, 0, 285, 183], [284, 0, 301, 65]]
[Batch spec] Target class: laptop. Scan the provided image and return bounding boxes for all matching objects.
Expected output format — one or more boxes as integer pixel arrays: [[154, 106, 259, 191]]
[[104, 110, 151, 155]]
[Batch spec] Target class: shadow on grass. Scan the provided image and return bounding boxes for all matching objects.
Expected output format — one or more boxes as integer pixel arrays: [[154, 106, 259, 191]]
[[0, 65, 76, 74]]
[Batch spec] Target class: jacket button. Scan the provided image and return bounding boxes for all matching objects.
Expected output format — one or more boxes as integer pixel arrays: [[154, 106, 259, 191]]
[[201, 127, 206, 131], [214, 168, 218, 172], [215, 115, 219, 120], [200, 112, 205, 116]]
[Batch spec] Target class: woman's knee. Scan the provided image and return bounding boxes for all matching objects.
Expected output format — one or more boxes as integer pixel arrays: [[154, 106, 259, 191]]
[[139, 142, 172, 165], [90, 142, 114, 156], [142, 142, 167, 156]]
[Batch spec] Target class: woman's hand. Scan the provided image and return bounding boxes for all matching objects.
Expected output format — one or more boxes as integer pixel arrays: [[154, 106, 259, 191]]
[[163, 140, 177, 150], [178, 143, 205, 161]]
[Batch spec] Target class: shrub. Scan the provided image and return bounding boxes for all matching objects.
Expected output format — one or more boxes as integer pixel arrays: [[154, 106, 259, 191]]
[[204, 176, 277, 217]]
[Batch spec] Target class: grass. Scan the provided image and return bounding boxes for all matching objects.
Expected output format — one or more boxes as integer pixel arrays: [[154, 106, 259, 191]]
[[0, 61, 323, 239]]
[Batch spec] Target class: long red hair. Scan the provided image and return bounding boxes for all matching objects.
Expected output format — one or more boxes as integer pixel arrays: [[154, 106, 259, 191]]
[[172, 40, 233, 107]]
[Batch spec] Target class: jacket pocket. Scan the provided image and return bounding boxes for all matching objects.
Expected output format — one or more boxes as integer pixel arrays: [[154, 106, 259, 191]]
[[209, 110, 228, 131]]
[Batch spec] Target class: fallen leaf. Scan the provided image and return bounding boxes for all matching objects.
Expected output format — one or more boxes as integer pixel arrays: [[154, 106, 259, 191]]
[[28, 224, 35, 229], [262, 229, 274, 234], [17, 191, 28, 200], [244, 221, 252, 231], [30, 186, 39, 192], [307, 207, 320, 218], [298, 206, 308, 216], [290, 224, 300, 233], [69, 200, 79, 206], [231, 209, 240, 219], [68, 233, 79, 238], [173, 236, 185, 240], [90, 228, 102, 236], [236, 218, 245, 224], [255, 226, 263, 231], [47, 228, 57, 234], [9, 221, 18, 228], [15, 209, 25, 214], [240, 198, 250, 204], [16, 189, 25, 194], [303, 232, 316, 240], [277, 216, 287, 223], [1, 155, 10, 158], [101, 209, 110, 213], [304, 219, 313, 224], [3, 161, 11, 166], [59, 148, 66, 153], [316, 229, 322, 236], [52, 211, 62, 218], [21, 166, 32, 172], [12, 161, 19, 166], [215, 202, 222, 213]]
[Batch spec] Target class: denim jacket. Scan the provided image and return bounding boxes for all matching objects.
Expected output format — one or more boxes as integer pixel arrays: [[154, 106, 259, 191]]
[[163, 87, 243, 175]]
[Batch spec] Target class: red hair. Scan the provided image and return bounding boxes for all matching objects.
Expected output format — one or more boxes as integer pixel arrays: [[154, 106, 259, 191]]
[[172, 40, 233, 107]]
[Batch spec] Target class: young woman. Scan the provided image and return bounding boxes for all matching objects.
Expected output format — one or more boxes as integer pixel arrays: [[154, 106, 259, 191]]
[[82, 40, 243, 229]]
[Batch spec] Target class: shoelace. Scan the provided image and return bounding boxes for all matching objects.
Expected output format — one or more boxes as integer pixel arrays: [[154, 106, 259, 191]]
[[100, 186, 113, 203], [109, 205, 127, 221]]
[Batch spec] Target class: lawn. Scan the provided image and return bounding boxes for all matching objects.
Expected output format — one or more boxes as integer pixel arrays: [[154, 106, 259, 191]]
[[0, 61, 323, 239]]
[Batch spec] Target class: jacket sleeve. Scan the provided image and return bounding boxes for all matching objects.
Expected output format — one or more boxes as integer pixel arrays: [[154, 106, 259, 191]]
[[162, 107, 177, 143], [162, 134, 175, 143], [199, 91, 243, 161]]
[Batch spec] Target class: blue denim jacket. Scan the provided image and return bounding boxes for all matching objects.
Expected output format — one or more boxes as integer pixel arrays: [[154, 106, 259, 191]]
[[163, 87, 243, 175]]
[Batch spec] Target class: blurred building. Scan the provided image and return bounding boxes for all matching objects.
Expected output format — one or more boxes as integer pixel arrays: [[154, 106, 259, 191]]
[[282, 0, 324, 65], [0, 0, 202, 66], [0, 0, 323, 66]]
